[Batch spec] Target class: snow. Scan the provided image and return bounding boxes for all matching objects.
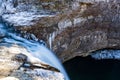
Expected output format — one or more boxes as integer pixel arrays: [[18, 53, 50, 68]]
[[2, 12, 54, 26], [0, 0, 16, 15], [0, 77, 19, 80], [58, 19, 72, 30], [74, 18, 86, 25], [91, 50, 120, 60], [27, 69, 64, 80]]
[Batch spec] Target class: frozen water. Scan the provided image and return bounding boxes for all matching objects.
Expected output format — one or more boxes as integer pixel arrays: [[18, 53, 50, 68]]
[[91, 50, 120, 60]]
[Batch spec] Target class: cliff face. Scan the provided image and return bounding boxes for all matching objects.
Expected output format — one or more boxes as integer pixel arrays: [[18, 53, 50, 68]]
[[52, 1, 120, 61], [2, 0, 120, 62]]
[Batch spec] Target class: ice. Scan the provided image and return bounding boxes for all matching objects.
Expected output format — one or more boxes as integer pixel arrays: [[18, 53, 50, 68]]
[[2, 12, 54, 26], [91, 50, 120, 60]]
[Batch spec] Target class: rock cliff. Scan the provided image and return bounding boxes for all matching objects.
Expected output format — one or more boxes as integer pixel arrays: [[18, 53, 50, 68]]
[[1, 0, 120, 62]]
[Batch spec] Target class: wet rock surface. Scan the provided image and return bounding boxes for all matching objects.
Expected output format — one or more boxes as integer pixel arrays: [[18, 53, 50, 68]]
[[0, 44, 64, 80]]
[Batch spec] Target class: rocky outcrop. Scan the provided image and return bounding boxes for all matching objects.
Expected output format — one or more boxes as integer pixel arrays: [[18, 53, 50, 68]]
[[0, 44, 64, 80], [52, 1, 120, 62], [2, 0, 120, 62]]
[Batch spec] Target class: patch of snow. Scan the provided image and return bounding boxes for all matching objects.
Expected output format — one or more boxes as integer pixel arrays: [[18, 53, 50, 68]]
[[27, 69, 64, 80], [0, 77, 19, 80], [58, 19, 72, 30], [2, 12, 54, 26], [74, 18, 86, 25], [0, 0, 16, 15], [91, 50, 120, 60]]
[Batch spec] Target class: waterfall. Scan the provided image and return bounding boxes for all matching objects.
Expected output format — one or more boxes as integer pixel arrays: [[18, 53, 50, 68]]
[[0, 20, 70, 80], [0, 0, 70, 79], [0, 19, 69, 80]]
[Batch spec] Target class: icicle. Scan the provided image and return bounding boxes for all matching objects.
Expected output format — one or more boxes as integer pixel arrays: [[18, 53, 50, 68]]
[[48, 32, 55, 49], [49, 33, 52, 49]]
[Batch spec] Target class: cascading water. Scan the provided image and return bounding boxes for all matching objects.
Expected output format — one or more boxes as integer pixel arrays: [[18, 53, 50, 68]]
[[0, 18, 69, 80], [0, 5, 69, 79], [0, 0, 70, 80]]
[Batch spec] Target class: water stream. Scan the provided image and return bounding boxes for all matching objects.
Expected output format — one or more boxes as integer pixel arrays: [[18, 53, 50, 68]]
[[0, 17, 69, 80]]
